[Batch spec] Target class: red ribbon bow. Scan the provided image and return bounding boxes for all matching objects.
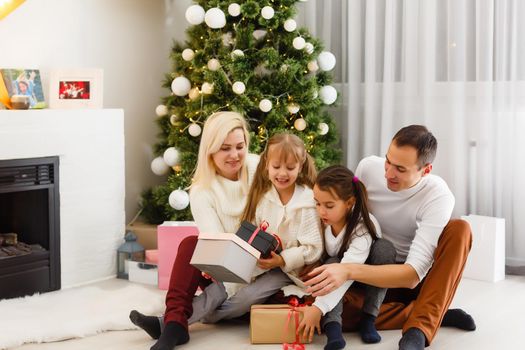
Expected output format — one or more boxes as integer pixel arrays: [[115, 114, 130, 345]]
[[282, 297, 308, 350], [247, 220, 283, 255]]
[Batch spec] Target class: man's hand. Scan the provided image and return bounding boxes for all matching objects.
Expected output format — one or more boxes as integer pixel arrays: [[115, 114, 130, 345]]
[[257, 251, 285, 270], [297, 305, 322, 342], [303, 264, 349, 296]]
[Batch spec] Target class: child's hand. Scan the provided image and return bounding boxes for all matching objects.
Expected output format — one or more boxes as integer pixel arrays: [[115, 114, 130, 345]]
[[297, 305, 322, 342], [257, 251, 285, 269]]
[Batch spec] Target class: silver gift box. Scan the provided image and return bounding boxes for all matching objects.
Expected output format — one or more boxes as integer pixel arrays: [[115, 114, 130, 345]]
[[190, 232, 261, 283]]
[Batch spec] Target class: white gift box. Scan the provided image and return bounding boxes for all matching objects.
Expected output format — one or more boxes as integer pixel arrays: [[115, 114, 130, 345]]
[[190, 232, 261, 284], [128, 261, 158, 285], [461, 215, 505, 282]]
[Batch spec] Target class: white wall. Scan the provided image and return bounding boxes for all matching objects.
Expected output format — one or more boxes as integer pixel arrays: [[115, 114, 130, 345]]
[[0, 0, 190, 223]]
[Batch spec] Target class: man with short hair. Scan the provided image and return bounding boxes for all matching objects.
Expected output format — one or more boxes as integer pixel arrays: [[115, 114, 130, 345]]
[[305, 125, 475, 350]]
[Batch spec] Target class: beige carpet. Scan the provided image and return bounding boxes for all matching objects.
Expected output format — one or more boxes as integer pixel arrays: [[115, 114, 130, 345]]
[[0, 279, 165, 349]]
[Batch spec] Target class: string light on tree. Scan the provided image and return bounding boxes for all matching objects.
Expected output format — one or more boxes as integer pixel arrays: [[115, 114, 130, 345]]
[[188, 123, 202, 137], [284, 19, 297, 32], [207, 58, 221, 71], [169, 189, 190, 210], [318, 122, 329, 135], [228, 3, 241, 17], [185, 5, 205, 25], [163, 147, 180, 166], [294, 118, 307, 131], [205, 8, 226, 29], [259, 99, 272, 112], [182, 48, 195, 61], [151, 156, 170, 176], [232, 81, 246, 94], [261, 6, 275, 19], [171, 76, 191, 96], [155, 104, 168, 117]]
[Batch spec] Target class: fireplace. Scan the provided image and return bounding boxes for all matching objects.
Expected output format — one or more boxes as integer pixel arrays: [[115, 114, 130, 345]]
[[0, 156, 60, 299]]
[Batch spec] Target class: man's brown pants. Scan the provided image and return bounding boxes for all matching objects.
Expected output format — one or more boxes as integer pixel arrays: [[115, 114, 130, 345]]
[[341, 219, 472, 345]]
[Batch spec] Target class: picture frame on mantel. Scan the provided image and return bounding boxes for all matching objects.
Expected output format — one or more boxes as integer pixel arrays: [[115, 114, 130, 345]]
[[49, 68, 103, 109]]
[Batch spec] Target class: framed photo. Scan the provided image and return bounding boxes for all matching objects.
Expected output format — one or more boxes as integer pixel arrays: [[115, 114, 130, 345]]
[[0, 68, 46, 109], [49, 69, 103, 109]]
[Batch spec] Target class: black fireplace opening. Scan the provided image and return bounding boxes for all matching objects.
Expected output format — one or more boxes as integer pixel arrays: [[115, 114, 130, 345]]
[[0, 156, 60, 300]]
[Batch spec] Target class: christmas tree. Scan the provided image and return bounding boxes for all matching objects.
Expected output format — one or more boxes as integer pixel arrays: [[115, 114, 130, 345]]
[[142, 0, 341, 224]]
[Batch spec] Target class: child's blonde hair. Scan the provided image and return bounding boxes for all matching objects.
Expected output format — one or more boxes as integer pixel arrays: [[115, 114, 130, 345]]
[[241, 133, 316, 223], [192, 111, 250, 190]]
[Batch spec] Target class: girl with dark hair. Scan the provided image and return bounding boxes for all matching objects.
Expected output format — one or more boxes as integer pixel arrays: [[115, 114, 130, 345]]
[[297, 165, 395, 350]]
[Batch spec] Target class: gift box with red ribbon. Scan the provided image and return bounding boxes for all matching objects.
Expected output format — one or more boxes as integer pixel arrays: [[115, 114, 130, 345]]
[[250, 302, 310, 346], [236, 221, 282, 258]]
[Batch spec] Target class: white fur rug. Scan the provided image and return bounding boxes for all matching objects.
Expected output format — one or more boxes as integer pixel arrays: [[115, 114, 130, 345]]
[[0, 279, 165, 349]]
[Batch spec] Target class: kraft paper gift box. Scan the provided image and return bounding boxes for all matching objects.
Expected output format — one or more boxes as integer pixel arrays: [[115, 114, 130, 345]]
[[128, 261, 158, 285], [158, 221, 199, 289], [235, 221, 282, 258], [126, 220, 158, 250], [250, 304, 311, 344], [461, 214, 505, 282], [190, 232, 260, 284]]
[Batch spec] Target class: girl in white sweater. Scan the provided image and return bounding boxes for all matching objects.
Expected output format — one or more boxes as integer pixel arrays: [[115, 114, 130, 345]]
[[196, 133, 323, 324], [297, 165, 391, 350]]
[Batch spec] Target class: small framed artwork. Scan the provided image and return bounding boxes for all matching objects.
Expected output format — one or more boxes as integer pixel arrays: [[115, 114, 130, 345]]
[[0, 68, 46, 109], [49, 69, 103, 109]]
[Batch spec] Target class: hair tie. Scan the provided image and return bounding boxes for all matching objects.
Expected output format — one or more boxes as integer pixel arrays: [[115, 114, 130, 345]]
[[352, 176, 359, 183]]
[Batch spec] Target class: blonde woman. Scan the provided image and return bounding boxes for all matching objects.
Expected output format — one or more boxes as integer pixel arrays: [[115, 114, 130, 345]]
[[130, 111, 259, 350]]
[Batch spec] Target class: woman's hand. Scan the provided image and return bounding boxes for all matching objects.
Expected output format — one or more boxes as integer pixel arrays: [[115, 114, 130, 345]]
[[257, 251, 285, 269], [303, 264, 350, 296], [299, 261, 322, 280], [297, 305, 322, 342]]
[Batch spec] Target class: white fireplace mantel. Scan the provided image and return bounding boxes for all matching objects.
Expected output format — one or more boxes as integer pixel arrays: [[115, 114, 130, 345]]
[[0, 109, 125, 287]]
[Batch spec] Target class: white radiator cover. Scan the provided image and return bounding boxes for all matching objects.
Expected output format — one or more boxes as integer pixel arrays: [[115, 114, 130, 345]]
[[0, 109, 125, 287]]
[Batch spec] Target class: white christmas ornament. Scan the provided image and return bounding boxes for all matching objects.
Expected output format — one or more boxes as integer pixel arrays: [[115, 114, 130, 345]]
[[304, 42, 314, 54], [163, 147, 180, 166], [228, 3, 241, 17], [155, 104, 168, 117], [171, 76, 191, 96], [207, 58, 221, 71], [231, 49, 244, 58], [205, 8, 226, 29], [170, 114, 178, 125], [185, 5, 205, 25], [294, 118, 307, 131], [319, 85, 337, 104], [222, 32, 234, 46], [188, 123, 202, 137], [318, 51, 336, 71], [284, 19, 297, 32], [318, 122, 329, 135], [259, 99, 272, 112], [201, 82, 214, 94], [253, 29, 267, 40], [232, 81, 246, 94], [307, 60, 319, 72], [293, 37, 306, 50], [261, 6, 275, 19], [188, 87, 200, 100], [151, 156, 170, 176], [169, 189, 190, 210], [287, 103, 300, 114], [182, 48, 195, 61]]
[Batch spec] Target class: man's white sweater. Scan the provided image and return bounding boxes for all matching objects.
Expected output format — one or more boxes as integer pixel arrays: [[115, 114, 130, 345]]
[[355, 156, 455, 280]]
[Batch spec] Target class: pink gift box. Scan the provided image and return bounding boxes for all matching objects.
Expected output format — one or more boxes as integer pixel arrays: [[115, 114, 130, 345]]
[[157, 221, 199, 290], [145, 249, 159, 264]]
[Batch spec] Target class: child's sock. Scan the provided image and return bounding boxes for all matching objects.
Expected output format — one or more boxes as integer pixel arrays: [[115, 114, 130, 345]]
[[323, 321, 346, 350], [441, 308, 476, 331], [358, 312, 381, 343], [150, 321, 189, 350], [129, 310, 161, 339], [398, 327, 425, 350]]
